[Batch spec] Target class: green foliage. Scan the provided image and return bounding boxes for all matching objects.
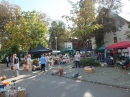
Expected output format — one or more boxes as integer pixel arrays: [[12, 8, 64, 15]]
[[3, 10, 48, 52], [19, 60, 25, 66], [63, 0, 102, 55], [80, 57, 99, 67], [49, 20, 69, 50], [0, 51, 8, 63]]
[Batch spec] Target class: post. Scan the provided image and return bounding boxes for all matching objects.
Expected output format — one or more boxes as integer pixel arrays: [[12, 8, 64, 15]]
[[55, 37, 58, 56], [0, 44, 1, 51]]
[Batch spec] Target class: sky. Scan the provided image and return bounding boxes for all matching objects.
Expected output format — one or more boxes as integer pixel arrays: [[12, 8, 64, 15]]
[[1, 0, 130, 22]]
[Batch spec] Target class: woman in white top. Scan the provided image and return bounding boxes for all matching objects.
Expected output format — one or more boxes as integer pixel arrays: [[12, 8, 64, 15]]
[[27, 54, 32, 71], [74, 51, 80, 68]]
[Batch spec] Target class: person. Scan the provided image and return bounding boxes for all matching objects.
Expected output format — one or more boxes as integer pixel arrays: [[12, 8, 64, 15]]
[[112, 49, 117, 65], [74, 51, 80, 68], [45, 54, 50, 70], [107, 56, 114, 66], [9, 55, 12, 66], [24, 54, 28, 71], [6, 56, 9, 67], [40, 54, 46, 72], [12, 54, 19, 77], [32, 60, 40, 71], [27, 54, 32, 71], [120, 57, 130, 69]]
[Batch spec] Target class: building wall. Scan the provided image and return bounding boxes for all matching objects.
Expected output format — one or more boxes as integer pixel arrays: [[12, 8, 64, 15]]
[[64, 39, 83, 50], [91, 22, 130, 50], [64, 42, 72, 49], [104, 23, 130, 46]]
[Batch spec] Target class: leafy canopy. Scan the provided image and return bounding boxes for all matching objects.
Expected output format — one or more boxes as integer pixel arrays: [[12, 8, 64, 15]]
[[63, 0, 102, 43], [4, 11, 48, 51]]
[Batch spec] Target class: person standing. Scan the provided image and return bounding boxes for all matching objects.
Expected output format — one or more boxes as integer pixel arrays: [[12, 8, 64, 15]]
[[6, 56, 9, 67], [9, 55, 12, 67], [40, 54, 46, 72], [45, 54, 50, 70], [74, 51, 80, 68], [24, 54, 28, 71], [27, 54, 32, 71], [12, 54, 19, 77]]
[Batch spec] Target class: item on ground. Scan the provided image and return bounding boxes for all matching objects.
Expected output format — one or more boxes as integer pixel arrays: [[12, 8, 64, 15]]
[[84, 66, 94, 73], [57, 66, 64, 76], [70, 65, 76, 69], [63, 72, 68, 75], [100, 62, 106, 66], [0, 82, 26, 97], [17, 87, 26, 97], [71, 73, 80, 78], [0, 91, 5, 97], [0, 75, 6, 81], [1, 81, 10, 86], [51, 70, 59, 75]]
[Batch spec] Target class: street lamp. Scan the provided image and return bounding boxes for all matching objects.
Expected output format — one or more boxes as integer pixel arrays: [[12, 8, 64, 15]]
[[0, 44, 1, 50], [55, 37, 58, 56]]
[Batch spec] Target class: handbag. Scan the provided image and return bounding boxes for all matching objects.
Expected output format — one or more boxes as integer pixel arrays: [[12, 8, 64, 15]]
[[11, 65, 15, 70]]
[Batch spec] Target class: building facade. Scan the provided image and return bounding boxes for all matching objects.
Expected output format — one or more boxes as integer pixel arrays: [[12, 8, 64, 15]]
[[64, 38, 92, 51], [92, 8, 130, 50]]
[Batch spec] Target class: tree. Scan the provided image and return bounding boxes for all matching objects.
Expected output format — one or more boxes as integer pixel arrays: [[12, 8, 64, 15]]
[[3, 11, 48, 52], [49, 20, 69, 50], [63, 0, 102, 56], [91, 0, 124, 47], [0, 0, 21, 46], [37, 11, 51, 26]]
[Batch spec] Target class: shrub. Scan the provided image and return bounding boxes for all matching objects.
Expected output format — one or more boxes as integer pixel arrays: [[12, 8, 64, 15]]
[[80, 57, 99, 67], [0, 51, 9, 63], [19, 60, 25, 66]]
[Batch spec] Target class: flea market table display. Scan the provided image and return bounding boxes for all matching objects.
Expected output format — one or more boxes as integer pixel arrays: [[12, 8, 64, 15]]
[[0, 78, 26, 97]]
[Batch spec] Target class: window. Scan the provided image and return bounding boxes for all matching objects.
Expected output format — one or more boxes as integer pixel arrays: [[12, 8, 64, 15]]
[[114, 37, 117, 43]]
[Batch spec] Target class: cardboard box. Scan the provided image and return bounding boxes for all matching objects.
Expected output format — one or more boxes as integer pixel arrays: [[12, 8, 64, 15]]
[[18, 90, 26, 97], [0, 92, 5, 97], [84, 67, 94, 73]]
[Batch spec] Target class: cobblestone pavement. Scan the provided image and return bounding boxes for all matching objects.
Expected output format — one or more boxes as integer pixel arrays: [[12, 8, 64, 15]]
[[49, 62, 130, 89], [1, 63, 130, 97]]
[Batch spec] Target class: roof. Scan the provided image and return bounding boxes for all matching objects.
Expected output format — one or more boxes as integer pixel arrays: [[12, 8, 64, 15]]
[[28, 44, 52, 53], [98, 7, 130, 24]]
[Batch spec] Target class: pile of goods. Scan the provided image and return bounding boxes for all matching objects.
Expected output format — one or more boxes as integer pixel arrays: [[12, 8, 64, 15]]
[[84, 66, 94, 73], [0, 80, 26, 97], [0, 75, 6, 81]]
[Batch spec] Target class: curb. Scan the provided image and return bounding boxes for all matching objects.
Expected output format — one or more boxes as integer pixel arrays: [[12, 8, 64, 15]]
[[63, 76, 130, 90], [49, 73, 130, 90]]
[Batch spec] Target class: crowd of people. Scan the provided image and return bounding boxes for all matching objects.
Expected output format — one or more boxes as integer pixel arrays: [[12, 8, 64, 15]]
[[4, 51, 82, 77], [6, 50, 129, 77]]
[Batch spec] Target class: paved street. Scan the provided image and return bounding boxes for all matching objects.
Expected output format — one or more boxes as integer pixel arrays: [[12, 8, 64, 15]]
[[1, 64, 130, 97], [16, 74, 130, 97]]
